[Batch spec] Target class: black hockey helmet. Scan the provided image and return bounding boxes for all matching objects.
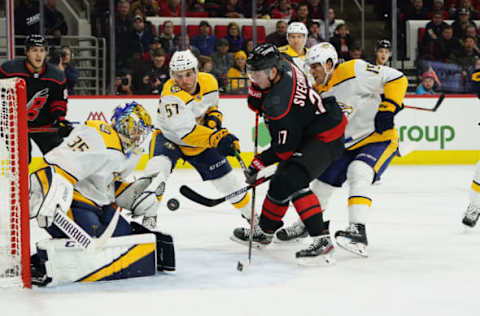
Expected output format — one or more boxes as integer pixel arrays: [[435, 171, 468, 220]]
[[375, 39, 391, 51], [25, 34, 47, 51], [246, 43, 281, 72]]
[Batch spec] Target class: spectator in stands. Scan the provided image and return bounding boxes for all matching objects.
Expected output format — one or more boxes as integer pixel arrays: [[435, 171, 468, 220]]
[[171, 34, 200, 57], [190, 20, 217, 56], [134, 48, 169, 95], [116, 0, 132, 35], [114, 73, 133, 95], [428, 25, 461, 62], [211, 38, 234, 89], [59, 46, 78, 95], [271, 0, 295, 19], [219, 0, 245, 18], [416, 72, 436, 94], [139, 36, 163, 63], [266, 20, 289, 47], [159, 20, 179, 57], [225, 22, 243, 53], [198, 55, 213, 73], [226, 50, 248, 94], [318, 8, 341, 39], [465, 24, 480, 47], [458, 0, 480, 19], [423, 10, 449, 44], [348, 47, 363, 60], [452, 8, 474, 38], [130, 0, 159, 16], [470, 58, 480, 94], [330, 23, 355, 62], [131, 15, 155, 58], [289, 3, 313, 27], [188, 0, 207, 13], [242, 39, 255, 58], [44, 0, 68, 45], [14, 0, 40, 36], [307, 0, 324, 19], [244, 0, 272, 18], [159, 0, 181, 17], [404, 0, 429, 20], [453, 35, 480, 68], [306, 21, 324, 48], [428, 0, 450, 19]]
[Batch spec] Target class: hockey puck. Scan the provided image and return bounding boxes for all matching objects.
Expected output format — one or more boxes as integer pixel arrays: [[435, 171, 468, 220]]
[[167, 198, 180, 211], [237, 261, 244, 272]]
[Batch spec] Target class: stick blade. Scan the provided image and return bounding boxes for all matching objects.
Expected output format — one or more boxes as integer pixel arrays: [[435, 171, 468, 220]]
[[179, 185, 222, 207]]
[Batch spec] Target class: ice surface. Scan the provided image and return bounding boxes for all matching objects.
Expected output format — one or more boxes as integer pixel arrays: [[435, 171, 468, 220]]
[[2, 165, 480, 316]]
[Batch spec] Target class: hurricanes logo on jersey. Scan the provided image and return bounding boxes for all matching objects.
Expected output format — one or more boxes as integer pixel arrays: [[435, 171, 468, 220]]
[[26, 88, 49, 120]]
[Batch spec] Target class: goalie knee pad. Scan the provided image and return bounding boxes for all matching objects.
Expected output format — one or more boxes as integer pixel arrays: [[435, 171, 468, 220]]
[[268, 163, 310, 202], [130, 222, 175, 272], [144, 155, 172, 178]]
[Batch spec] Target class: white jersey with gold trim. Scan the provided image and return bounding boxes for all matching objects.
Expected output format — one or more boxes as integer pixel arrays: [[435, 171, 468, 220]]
[[43, 121, 142, 206], [320, 59, 407, 148]]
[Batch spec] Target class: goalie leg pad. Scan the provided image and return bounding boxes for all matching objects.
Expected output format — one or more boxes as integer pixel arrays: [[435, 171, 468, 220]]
[[130, 222, 175, 272], [45, 202, 132, 238], [34, 233, 157, 287]]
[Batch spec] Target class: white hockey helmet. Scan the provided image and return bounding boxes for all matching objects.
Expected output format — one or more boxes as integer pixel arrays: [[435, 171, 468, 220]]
[[169, 50, 199, 78], [305, 42, 338, 83], [286, 22, 308, 45]]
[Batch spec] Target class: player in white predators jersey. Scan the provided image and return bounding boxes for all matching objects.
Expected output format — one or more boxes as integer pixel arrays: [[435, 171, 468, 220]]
[[278, 22, 309, 74], [275, 42, 408, 257], [462, 161, 480, 227], [28, 102, 175, 286], [144, 50, 253, 223]]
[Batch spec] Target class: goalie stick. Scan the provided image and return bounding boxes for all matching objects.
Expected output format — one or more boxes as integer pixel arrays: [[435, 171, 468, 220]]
[[53, 208, 120, 251], [403, 93, 445, 112]]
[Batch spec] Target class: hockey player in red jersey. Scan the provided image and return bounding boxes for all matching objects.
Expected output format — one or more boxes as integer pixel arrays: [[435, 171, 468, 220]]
[[0, 34, 71, 161], [231, 43, 347, 265]]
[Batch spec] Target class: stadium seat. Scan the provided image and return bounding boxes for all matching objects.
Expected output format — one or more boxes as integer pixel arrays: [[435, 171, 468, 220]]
[[242, 25, 266, 43], [186, 11, 208, 17], [215, 25, 228, 38], [418, 27, 426, 44], [187, 25, 200, 38]]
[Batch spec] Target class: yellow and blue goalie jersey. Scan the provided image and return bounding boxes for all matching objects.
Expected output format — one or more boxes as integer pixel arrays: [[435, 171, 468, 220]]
[[157, 72, 220, 156], [42, 121, 142, 206], [319, 59, 408, 148]]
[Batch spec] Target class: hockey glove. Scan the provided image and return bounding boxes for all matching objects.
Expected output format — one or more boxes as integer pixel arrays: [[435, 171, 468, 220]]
[[374, 110, 395, 134], [55, 119, 74, 138], [244, 157, 266, 185], [247, 84, 263, 113], [210, 128, 240, 157], [203, 110, 223, 130]]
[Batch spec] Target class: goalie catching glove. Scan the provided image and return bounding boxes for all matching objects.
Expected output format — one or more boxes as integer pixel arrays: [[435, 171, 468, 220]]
[[115, 175, 165, 229], [29, 167, 74, 228]]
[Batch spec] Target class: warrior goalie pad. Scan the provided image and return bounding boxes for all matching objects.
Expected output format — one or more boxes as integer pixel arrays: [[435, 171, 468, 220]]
[[29, 167, 74, 228], [34, 233, 157, 287]]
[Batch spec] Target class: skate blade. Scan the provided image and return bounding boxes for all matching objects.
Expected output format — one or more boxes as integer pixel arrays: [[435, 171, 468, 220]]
[[335, 237, 368, 257], [229, 235, 270, 249], [296, 253, 336, 266]]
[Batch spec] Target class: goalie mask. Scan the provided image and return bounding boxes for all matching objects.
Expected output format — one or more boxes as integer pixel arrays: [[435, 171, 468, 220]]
[[112, 101, 153, 157], [305, 42, 338, 85]]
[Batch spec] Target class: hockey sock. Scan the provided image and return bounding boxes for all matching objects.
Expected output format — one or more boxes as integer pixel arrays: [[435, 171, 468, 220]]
[[259, 195, 288, 234], [292, 190, 324, 237]]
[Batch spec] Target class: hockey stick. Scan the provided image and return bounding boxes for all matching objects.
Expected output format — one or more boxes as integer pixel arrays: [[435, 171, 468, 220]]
[[403, 93, 445, 112], [180, 174, 272, 207], [29, 127, 58, 133], [53, 208, 120, 251]]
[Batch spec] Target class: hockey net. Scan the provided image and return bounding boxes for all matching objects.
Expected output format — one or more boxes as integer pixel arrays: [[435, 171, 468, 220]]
[[0, 78, 30, 288]]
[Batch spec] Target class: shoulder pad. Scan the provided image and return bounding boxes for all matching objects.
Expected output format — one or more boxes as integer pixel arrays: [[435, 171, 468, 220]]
[[0, 59, 28, 76], [43, 63, 66, 83], [198, 72, 219, 92]]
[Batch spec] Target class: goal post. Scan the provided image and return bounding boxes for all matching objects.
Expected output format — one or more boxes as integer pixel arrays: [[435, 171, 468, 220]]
[[0, 78, 31, 288]]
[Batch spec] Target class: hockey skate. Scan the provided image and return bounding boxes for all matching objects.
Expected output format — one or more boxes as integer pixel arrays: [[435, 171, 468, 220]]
[[296, 221, 335, 266], [231, 219, 273, 249], [334, 223, 368, 257], [462, 204, 480, 228], [274, 219, 308, 243]]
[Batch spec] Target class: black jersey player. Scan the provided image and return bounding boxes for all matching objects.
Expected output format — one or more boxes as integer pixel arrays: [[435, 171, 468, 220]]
[[0, 34, 72, 161], [231, 43, 347, 265]]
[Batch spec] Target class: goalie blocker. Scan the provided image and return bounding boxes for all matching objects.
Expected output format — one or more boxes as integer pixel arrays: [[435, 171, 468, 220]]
[[31, 221, 175, 287]]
